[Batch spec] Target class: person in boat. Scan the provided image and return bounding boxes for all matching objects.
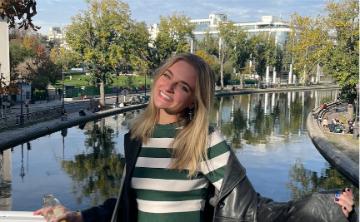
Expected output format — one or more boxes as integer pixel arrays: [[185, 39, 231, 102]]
[[34, 53, 356, 222]]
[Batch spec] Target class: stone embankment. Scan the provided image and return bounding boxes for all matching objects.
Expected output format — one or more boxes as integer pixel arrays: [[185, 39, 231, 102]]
[[306, 103, 359, 188], [0, 85, 340, 151]]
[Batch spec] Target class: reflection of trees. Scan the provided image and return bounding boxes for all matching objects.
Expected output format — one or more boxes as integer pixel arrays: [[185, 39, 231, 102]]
[[60, 118, 125, 206], [286, 158, 358, 207], [213, 92, 338, 149]]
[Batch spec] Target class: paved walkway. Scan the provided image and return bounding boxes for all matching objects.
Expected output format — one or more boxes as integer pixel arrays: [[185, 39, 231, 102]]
[[307, 103, 359, 187], [321, 103, 359, 164]]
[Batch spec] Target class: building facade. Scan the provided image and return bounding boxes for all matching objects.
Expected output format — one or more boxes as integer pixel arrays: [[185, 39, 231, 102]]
[[47, 25, 70, 49]]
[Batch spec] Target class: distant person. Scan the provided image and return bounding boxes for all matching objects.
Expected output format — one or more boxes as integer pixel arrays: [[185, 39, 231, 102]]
[[70, 75, 72, 80], [329, 121, 336, 132], [322, 117, 328, 129], [136, 86, 139, 93], [334, 124, 341, 133], [61, 108, 67, 116], [79, 109, 86, 116], [340, 122, 346, 132], [346, 121, 354, 134], [232, 85, 235, 91], [119, 102, 124, 107]]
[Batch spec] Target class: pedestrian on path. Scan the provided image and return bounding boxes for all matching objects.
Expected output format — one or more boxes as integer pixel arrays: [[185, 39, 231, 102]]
[[34, 53, 356, 222]]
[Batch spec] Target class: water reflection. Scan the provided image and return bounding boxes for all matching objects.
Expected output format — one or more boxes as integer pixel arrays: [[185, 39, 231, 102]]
[[1, 90, 357, 211], [286, 158, 358, 206], [60, 118, 125, 205]]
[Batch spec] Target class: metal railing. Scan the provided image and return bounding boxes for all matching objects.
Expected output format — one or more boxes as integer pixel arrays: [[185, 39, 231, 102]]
[[0, 106, 62, 129]]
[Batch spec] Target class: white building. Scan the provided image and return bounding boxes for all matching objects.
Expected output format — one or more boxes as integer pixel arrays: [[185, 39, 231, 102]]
[[47, 25, 70, 49]]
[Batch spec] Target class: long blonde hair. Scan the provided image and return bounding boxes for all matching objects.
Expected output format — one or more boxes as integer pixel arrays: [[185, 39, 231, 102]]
[[130, 53, 215, 177]]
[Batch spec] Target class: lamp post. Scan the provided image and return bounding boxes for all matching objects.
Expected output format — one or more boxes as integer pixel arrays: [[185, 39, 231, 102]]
[[145, 73, 147, 98], [62, 65, 65, 108], [18, 72, 24, 126], [116, 73, 119, 105], [353, 83, 359, 139]]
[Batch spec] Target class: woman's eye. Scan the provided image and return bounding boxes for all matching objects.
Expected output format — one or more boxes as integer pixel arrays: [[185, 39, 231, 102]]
[[163, 73, 170, 79], [180, 86, 188, 92]]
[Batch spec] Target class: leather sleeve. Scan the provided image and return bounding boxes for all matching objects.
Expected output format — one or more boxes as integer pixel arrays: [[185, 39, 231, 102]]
[[80, 198, 118, 222], [257, 189, 358, 222]]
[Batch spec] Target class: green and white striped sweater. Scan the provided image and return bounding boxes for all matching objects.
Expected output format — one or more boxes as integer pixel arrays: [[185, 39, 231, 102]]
[[131, 122, 230, 222]]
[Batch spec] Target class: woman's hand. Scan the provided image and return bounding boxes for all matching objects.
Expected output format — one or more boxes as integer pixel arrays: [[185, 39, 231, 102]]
[[33, 206, 83, 222], [334, 188, 355, 218]]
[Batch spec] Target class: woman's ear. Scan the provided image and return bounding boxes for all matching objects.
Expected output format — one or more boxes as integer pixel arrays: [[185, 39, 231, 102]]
[[188, 102, 195, 110]]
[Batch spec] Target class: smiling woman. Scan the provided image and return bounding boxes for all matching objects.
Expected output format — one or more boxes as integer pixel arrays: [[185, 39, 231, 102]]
[[33, 53, 357, 222]]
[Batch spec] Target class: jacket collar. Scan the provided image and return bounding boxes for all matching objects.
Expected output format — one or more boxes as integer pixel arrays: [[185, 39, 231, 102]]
[[218, 148, 247, 201], [124, 132, 142, 170]]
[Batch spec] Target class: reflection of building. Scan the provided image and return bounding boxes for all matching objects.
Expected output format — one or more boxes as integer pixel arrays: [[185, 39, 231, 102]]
[[0, 149, 12, 211]]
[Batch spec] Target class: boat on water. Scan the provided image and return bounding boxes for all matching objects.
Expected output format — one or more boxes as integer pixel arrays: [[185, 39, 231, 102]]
[[0, 211, 43, 221]]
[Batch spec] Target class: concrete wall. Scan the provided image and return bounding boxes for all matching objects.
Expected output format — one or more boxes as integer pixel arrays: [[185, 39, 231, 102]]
[[0, 17, 10, 84]]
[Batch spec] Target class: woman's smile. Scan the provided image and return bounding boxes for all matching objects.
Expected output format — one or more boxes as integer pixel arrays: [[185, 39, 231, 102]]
[[158, 90, 173, 102]]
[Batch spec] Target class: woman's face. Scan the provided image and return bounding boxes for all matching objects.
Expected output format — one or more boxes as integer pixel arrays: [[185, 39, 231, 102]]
[[153, 60, 197, 115]]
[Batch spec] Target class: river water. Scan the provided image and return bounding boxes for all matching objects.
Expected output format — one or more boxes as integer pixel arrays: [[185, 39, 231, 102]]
[[0, 89, 357, 212]]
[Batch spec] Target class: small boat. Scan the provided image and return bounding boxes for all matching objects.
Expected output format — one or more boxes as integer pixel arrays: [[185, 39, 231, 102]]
[[0, 211, 43, 221]]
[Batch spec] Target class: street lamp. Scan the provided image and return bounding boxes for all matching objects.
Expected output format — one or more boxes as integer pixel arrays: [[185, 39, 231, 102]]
[[116, 73, 119, 105], [353, 83, 359, 139], [62, 64, 65, 108], [18, 72, 24, 126]]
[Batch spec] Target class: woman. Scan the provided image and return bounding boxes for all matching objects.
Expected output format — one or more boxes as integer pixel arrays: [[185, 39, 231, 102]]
[[34, 53, 356, 222]]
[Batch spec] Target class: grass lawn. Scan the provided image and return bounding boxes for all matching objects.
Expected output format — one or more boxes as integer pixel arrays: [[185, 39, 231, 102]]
[[53, 73, 153, 89]]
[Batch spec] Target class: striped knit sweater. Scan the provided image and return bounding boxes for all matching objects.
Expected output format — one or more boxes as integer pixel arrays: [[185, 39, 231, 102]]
[[131, 122, 230, 222]]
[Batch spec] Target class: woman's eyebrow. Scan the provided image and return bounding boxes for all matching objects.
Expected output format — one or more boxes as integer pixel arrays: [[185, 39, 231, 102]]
[[165, 69, 191, 90]]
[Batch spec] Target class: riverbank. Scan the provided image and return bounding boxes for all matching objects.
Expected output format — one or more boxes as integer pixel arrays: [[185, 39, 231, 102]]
[[306, 111, 359, 188], [0, 85, 340, 150]]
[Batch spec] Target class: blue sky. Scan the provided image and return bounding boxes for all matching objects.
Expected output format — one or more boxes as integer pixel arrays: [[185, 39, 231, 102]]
[[33, 0, 328, 35]]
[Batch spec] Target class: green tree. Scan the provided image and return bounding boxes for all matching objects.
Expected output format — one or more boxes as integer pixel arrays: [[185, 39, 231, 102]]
[[323, 0, 359, 102], [229, 27, 251, 89], [9, 42, 33, 78], [50, 47, 80, 70], [288, 13, 330, 85], [218, 21, 238, 89], [65, 0, 132, 106], [132, 12, 195, 76], [250, 32, 275, 81], [124, 75, 136, 91]]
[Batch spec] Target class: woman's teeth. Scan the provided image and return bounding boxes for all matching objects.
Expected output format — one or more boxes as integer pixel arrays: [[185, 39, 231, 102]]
[[160, 91, 172, 101]]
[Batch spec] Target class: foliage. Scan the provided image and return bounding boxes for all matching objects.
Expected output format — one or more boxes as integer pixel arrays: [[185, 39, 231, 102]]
[[132, 12, 195, 75], [217, 21, 238, 88], [195, 50, 216, 65], [249, 32, 275, 80], [23, 35, 38, 51], [50, 47, 81, 70], [323, 0, 359, 100], [124, 75, 136, 90], [196, 32, 220, 58], [288, 0, 359, 91], [9, 42, 33, 78], [288, 13, 330, 84], [229, 27, 251, 88], [65, 0, 135, 106]]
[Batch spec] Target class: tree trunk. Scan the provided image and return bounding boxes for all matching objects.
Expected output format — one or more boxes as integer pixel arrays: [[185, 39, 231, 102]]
[[220, 55, 224, 89], [100, 74, 105, 107], [240, 71, 243, 89]]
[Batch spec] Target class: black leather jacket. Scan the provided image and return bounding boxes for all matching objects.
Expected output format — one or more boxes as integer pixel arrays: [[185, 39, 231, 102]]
[[81, 132, 357, 222]]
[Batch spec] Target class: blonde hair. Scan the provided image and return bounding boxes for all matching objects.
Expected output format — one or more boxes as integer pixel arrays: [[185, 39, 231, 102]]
[[130, 53, 215, 177]]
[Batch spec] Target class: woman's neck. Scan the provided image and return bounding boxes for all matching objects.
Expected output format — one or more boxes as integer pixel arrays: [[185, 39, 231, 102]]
[[157, 109, 178, 125]]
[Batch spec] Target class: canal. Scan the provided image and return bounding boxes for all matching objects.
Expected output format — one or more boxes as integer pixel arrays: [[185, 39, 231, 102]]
[[0, 89, 357, 212]]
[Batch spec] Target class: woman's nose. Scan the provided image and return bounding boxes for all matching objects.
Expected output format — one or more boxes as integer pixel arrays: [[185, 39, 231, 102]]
[[164, 81, 175, 92]]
